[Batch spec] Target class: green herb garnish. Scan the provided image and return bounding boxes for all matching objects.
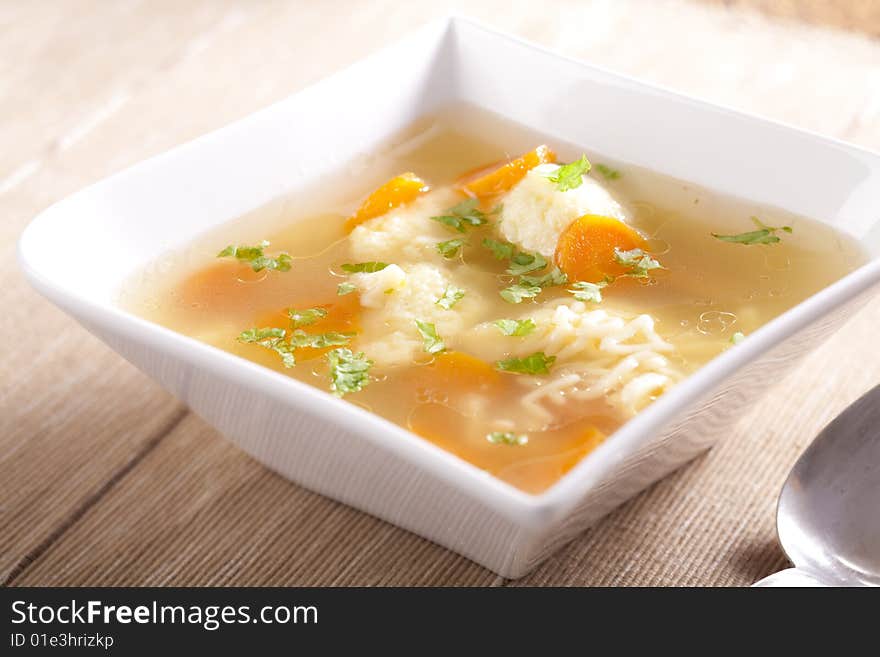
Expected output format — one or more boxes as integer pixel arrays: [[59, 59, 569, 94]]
[[289, 330, 354, 349], [495, 352, 556, 375], [507, 251, 548, 276], [482, 238, 516, 260], [337, 282, 357, 296], [326, 348, 372, 396], [500, 283, 542, 304], [493, 318, 536, 337], [520, 267, 568, 288], [217, 241, 292, 272], [436, 286, 466, 310], [437, 238, 468, 259], [415, 320, 446, 354], [486, 431, 529, 446], [712, 217, 793, 245], [613, 248, 664, 278], [544, 155, 591, 191], [287, 307, 328, 329], [430, 198, 491, 233], [340, 262, 389, 273], [569, 279, 609, 303], [237, 327, 296, 368], [595, 163, 621, 180]]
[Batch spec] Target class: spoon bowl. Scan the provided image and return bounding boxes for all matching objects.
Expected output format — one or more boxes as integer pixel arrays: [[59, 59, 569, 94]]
[[756, 384, 880, 586]]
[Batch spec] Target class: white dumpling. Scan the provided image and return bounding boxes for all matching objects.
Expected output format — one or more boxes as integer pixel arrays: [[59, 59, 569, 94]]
[[352, 263, 480, 367], [498, 164, 629, 257], [348, 189, 460, 264]]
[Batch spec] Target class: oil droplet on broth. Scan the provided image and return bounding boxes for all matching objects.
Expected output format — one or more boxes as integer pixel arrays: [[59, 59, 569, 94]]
[[645, 237, 671, 255], [697, 310, 737, 335], [235, 269, 269, 284], [763, 250, 792, 272]]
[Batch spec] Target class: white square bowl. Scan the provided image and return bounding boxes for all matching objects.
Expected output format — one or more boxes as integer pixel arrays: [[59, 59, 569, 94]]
[[19, 16, 880, 578]]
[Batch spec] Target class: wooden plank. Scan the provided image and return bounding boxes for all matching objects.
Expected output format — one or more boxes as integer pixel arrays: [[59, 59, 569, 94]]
[[0, 0, 252, 581], [12, 414, 501, 586]]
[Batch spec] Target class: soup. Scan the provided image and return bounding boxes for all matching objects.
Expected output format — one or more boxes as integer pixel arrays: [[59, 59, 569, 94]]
[[124, 105, 865, 494]]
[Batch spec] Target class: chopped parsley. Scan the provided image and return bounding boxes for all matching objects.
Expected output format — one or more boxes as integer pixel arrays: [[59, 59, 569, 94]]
[[569, 279, 608, 303], [507, 251, 548, 276], [486, 431, 529, 446], [482, 238, 516, 260], [287, 307, 328, 328], [493, 318, 536, 337], [595, 163, 621, 180], [712, 217, 793, 245], [415, 320, 446, 354], [544, 155, 591, 191], [430, 198, 492, 233], [613, 247, 664, 278], [237, 327, 296, 368], [340, 262, 389, 273], [520, 267, 568, 288], [500, 283, 542, 304], [289, 330, 354, 349], [730, 331, 746, 345], [217, 241, 292, 272], [326, 348, 372, 396], [437, 238, 467, 259], [495, 352, 556, 375], [436, 286, 466, 310], [337, 282, 357, 296]]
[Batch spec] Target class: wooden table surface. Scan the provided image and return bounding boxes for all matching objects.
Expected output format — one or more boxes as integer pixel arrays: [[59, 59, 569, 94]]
[[3, 0, 879, 587]]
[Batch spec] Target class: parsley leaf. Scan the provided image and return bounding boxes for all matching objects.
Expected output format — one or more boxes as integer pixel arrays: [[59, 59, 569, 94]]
[[544, 155, 591, 191], [507, 251, 548, 276], [500, 283, 542, 304], [289, 330, 354, 349], [237, 327, 296, 368], [437, 238, 467, 259], [495, 352, 556, 375], [595, 163, 621, 180], [415, 320, 446, 354], [430, 198, 490, 233], [613, 248, 664, 278], [712, 217, 793, 245], [436, 286, 465, 310], [217, 241, 292, 272], [493, 318, 536, 337], [486, 431, 529, 446], [569, 280, 608, 303], [326, 348, 372, 396], [482, 238, 516, 260], [520, 267, 568, 288], [337, 282, 357, 296], [341, 262, 389, 273], [287, 307, 328, 328]]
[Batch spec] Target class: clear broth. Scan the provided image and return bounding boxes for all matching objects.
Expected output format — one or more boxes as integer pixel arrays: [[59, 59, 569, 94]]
[[123, 105, 866, 494]]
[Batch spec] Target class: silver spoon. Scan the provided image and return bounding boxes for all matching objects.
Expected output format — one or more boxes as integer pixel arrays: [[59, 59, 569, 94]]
[[754, 384, 880, 586]]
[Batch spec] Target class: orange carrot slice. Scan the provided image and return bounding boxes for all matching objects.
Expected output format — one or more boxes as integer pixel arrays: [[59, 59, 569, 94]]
[[254, 294, 360, 361], [555, 214, 648, 283], [345, 172, 429, 232], [460, 145, 556, 198], [423, 351, 501, 390], [176, 260, 266, 311]]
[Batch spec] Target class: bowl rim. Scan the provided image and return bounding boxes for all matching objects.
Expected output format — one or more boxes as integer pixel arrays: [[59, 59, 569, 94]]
[[18, 15, 880, 531]]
